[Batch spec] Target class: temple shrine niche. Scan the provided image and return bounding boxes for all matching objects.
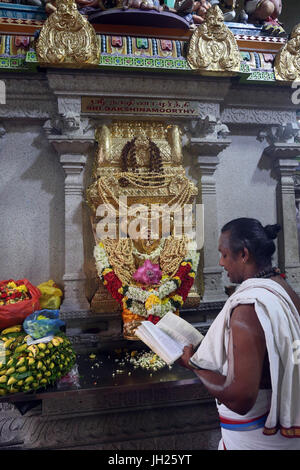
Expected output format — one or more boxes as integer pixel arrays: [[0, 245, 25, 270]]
[[86, 120, 200, 339], [0, 0, 299, 451]]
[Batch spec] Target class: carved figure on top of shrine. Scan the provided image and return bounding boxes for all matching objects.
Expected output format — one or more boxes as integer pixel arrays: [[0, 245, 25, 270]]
[[4, 0, 44, 6], [76, 0, 121, 15], [166, 0, 238, 27], [122, 0, 162, 13], [163, 0, 210, 26], [42, 0, 121, 15], [274, 23, 300, 82], [36, 0, 100, 65], [5, 0, 57, 11], [209, 0, 237, 22], [241, 0, 286, 37]]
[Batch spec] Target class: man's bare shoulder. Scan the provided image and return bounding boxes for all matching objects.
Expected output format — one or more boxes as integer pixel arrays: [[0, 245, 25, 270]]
[[230, 304, 265, 337], [231, 303, 256, 318]]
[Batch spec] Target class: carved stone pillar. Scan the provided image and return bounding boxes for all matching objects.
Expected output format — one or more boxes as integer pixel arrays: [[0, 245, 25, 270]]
[[187, 117, 231, 302], [274, 153, 300, 292], [48, 136, 94, 312], [260, 124, 300, 294]]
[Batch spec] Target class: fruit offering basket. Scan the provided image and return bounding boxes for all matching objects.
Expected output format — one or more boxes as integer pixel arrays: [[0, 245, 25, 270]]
[[0, 324, 76, 396]]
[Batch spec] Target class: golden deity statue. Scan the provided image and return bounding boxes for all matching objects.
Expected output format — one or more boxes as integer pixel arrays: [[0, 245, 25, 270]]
[[86, 120, 200, 339]]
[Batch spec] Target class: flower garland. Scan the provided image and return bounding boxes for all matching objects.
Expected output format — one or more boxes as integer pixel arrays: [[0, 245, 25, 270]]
[[94, 240, 200, 324], [132, 239, 165, 262], [0, 281, 30, 306]]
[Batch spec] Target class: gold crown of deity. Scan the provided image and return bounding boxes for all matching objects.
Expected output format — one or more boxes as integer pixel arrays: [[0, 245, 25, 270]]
[[87, 120, 198, 217]]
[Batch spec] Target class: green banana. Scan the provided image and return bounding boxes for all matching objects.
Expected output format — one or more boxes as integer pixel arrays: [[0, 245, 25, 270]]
[[27, 345, 38, 356], [0, 330, 76, 397], [16, 357, 25, 367], [25, 376, 34, 384], [15, 344, 27, 354], [1, 325, 22, 335], [4, 338, 16, 349], [7, 377, 17, 386], [6, 358, 14, 368]]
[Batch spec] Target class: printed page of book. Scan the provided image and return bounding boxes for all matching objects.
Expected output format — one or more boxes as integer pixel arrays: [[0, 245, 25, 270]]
[[156, 312, 204, 348], [135, 321, 184, 365]]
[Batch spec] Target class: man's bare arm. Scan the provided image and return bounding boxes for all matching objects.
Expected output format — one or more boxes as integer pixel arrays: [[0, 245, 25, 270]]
[[179, 304, 267, 415]]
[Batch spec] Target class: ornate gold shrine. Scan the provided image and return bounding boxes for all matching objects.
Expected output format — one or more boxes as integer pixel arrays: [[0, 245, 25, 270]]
[[187, 4, 241, 76], [87, 121, 194, 212], [86, 120, 200, 339]]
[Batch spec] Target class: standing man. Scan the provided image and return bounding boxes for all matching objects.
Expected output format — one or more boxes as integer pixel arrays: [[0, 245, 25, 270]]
[[180, 218, 300, 450]]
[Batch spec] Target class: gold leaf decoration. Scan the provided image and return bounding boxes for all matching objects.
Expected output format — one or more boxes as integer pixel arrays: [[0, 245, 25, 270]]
[[187, 5, 240, 76], [35, 0, 100, 66], [274, 23, 300, 82]]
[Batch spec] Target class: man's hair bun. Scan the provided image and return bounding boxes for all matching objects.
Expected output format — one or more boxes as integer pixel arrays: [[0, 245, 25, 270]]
[[263, 224, 281, 240], [221, 218, 281, 267]]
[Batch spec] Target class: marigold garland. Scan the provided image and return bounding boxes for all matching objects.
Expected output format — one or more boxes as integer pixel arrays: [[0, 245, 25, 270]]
[[94, 241, 199, 324], [0, 280, 30, 306]]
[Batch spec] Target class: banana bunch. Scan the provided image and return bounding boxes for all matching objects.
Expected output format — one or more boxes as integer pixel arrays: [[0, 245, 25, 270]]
[[0, 324, 76, 396]]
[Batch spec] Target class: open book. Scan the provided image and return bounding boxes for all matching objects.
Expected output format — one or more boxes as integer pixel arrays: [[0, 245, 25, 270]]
[[135, 312, 204, 365]]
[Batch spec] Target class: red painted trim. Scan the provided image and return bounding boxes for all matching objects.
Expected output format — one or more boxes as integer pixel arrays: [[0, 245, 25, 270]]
[[219, 412, 268, 425]]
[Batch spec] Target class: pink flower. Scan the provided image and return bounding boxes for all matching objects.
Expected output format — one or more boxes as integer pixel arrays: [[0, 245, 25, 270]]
[[133, 259, 162, 285]]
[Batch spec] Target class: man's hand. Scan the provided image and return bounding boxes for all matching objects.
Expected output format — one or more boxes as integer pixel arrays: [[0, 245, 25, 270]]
[[178, 344, 195, 370]]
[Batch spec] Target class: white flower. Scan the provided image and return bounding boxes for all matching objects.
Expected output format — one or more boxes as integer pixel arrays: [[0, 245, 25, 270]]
[[131, 301, 147, 317], [132, 238, 165, 261], [94, 244, 111, 277], [186, 250, 200, 272], [129, 351, 167, 370], [127, 286, 149, 302], [148, 299, 176, 317], [187, 240, 197, 251], [94, 240, 200, 321], [158, 280, 177, 299]]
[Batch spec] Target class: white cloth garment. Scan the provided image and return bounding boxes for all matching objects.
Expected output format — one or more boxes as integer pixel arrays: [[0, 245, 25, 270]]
[[217, 390, 300, 450], [190, 278, 300, 448]]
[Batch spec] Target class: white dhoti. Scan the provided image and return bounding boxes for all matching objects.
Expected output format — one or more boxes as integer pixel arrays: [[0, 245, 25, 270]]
[[190, 279, 300, 450], [217, 390, 300, 450]]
